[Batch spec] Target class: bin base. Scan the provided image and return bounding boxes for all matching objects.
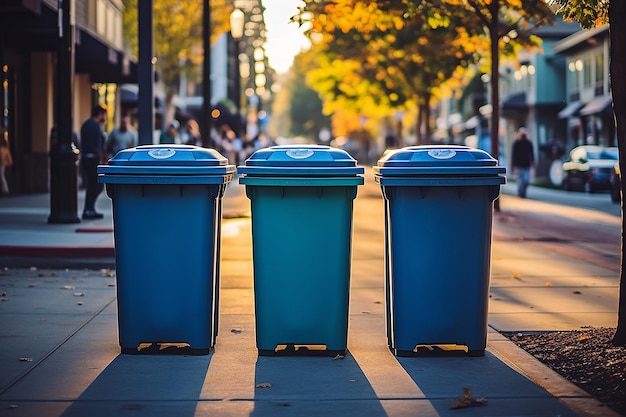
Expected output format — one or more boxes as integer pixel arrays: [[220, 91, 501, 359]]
[[391, 345, 484, 357], [121, 343, 211, 356], [258, 344, 346, 357]]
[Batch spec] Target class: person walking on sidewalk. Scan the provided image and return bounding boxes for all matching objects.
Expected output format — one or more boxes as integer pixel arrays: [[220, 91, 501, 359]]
[[80, 104, 107, 220], [511, 127, 534, 198], [0, 127, 12, 195], [106, 115, 137, 159]]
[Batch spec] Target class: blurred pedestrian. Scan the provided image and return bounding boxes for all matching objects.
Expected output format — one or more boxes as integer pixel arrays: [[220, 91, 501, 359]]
[[511, 127, 534, 198], [181, 119, 201, 146], [0, 127, 12, 195], [106, 115, 137, 159], [159, 120, 180, 144], [80, 104, 107, 220]]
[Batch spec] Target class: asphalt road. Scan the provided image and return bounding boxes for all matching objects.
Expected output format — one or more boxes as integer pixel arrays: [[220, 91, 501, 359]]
[[501, 181, 621, 217]]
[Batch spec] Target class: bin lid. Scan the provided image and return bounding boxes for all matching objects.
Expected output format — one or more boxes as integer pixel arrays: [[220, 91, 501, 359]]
[[238, 145, 364, 176], [98, 144, 236, 176], [373, 145, 506, 177]]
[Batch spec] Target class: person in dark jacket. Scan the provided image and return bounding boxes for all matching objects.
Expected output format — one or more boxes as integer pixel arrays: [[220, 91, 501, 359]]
[[511, 127, 535, 198], [80, 104, 107, 219]]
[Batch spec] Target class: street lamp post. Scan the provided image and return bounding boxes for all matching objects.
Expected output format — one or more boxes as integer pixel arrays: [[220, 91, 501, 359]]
[[230, 9, 245, 134], [48, 0, 80, 224], [201, 0, 212, 147], [137, 0, 155, 146]]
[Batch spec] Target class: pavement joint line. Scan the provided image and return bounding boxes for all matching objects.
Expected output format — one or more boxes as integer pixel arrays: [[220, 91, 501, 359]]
[[0, 296, 117, 396]]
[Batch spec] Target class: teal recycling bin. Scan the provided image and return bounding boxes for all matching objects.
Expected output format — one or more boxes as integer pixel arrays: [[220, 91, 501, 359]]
[[374, 145, 505, 357], [239, 145, 364, 356], [98, 145, 235, 355]]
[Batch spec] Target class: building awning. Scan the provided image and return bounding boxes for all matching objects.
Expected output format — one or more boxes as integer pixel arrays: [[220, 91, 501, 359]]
[[0, 2, 137, 84], [558, 101, 583, 119], [120, 84, 164, 110], [579, 96, 612, 116], [502, 92, 528, 110], [75, 29, 138, 84]]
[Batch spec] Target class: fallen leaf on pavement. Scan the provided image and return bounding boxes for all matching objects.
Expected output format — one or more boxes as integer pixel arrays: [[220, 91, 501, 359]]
[[450, 388, 487, 409], [256, 382, 272, 388], [230, 328, 243, 334], [573, 290, 582, 295], [512, 272, 520, 279], [545, 282, 552, 286]]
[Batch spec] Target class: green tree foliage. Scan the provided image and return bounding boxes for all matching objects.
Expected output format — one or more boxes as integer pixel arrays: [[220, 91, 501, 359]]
[[285, 51, 332, 141], [121, 0, 231, 100], [548, 0, 608, 29], [549, 0, 626, 346]]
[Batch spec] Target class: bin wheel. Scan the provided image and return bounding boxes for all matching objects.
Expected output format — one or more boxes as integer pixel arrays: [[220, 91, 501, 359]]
[[390, 346, 485, 357], [391, 348, 417, 357], [258, 347, 347, 357], [121, 345, 211, 355]]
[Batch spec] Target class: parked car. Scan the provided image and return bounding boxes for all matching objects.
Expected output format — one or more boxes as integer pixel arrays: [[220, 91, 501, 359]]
[[610, 161, 621, 203], [561, 145, 618, 193]]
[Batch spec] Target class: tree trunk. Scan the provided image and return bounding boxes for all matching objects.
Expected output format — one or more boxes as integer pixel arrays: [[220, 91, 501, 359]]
[[610, 1, 626, 346], [489, 0, 501, 212]]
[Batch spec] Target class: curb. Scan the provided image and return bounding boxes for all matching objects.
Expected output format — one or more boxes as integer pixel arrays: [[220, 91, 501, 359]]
[[488, 333, 622, 417], [0, 245, 115, 258]]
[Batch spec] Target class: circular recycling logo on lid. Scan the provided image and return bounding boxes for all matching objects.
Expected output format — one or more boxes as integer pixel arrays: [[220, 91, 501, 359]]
[[286, 148, 315, 159], [148, 148, 176, 159], [427, 149, 456, 160]]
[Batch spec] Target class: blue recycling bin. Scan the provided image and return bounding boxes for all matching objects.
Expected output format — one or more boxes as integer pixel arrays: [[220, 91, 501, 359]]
[[239, 145, 364, 356], [374, 145, 505, 357], [98, 145, 235, 355]]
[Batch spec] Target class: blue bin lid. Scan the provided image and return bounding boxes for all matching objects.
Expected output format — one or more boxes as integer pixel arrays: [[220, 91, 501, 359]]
[[238, 145, 364, 176], [374, 145, 505, 177], [98, 144, 236, 177]]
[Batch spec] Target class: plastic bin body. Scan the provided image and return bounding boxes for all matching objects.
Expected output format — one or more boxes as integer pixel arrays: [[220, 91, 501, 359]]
[[375, 145, 505, 357], [239, 145, 364, 355], [98, 145, 234, 354]]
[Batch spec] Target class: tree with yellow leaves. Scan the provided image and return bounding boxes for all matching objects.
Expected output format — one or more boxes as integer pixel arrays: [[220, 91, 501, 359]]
[[297, 0, 554, 148]]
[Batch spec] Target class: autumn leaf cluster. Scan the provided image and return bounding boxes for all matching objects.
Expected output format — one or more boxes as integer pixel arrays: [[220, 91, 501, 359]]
[[293, 0, 555, 140]]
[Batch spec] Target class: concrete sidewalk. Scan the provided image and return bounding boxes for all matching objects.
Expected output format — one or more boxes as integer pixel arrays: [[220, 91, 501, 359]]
[[0, 172, 621, 417]]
